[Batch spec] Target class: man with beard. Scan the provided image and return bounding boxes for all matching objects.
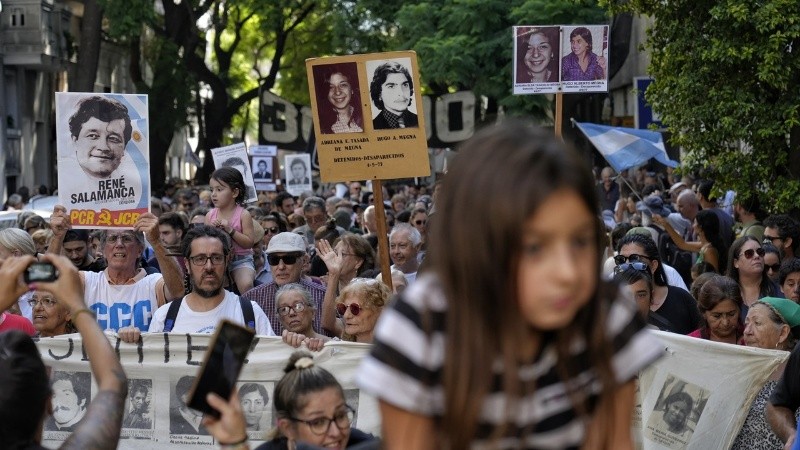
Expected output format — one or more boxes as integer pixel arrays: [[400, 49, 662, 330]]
[[62, 230, 106, 272], [118, 225, 273, 340]]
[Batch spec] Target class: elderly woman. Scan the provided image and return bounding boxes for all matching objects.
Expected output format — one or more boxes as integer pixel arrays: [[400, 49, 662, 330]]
[[727, 236, 780, 312], [732, 297, 800, 449], [0, 228, 38, 319], [687, 275, 743, 344], [318, 276, 389, 343], [29, 290, 75, 337], [277, 283, 330, 352]]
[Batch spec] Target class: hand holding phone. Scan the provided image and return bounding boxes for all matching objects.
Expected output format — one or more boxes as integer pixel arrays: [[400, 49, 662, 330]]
[[186, 320, 256, 418]]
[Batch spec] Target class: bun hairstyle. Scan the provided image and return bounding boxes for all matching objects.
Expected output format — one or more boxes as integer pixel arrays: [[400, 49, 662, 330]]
[[273, 351, 344, 425]]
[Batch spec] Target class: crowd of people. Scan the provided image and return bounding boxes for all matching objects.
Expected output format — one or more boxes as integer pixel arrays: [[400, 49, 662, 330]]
[[2, 119, 800, 449]]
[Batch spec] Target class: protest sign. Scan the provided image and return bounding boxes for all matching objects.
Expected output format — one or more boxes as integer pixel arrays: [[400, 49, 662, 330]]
[[284, 153, 312, 196], [306, 51, 431, 182], [36, 333, 379, 449], [512, 25, 609, 95], [56, 93, 151, 229], [249, 145, 277, 192], [210, 143, 258, 204], [636, 331, 788, 450]]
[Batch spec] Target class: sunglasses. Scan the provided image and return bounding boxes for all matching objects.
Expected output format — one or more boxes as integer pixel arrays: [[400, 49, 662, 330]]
[[766, 263, 781, 272], [614, 262, 649, 275], [414, 220, 427, 226], [763, 235, 786, 245], [265, 226, 279, 234], [336, 303, 362, 316], [614, 254, 652, 265], [267, 253, 301, 266], [739, 248, 766, 260]]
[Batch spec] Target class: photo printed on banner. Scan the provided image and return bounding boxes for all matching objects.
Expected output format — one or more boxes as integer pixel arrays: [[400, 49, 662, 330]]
[[44, 371, 92, 435], [645, 374, 709, 449], [122, 379, 154, 439], [238, 381, 275, 437], [169, 375, 214, 444]]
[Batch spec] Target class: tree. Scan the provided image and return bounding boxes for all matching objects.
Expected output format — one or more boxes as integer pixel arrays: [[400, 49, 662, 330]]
[[601, 0, 800, 215]]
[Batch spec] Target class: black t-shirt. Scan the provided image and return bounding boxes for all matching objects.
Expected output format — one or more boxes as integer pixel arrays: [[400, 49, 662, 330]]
[[654, 285, 701, 335], [771, 341, 800, 410]]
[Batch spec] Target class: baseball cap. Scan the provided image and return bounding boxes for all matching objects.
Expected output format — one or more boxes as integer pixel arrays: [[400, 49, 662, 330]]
[[266, 232, 307, 254], [637, 196, 671, 217]]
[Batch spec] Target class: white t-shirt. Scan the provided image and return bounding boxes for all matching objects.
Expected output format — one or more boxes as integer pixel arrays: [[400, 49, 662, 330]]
[[84, 271, 162, 331], [147, 290, 274, 336], [391, 265, 417, 285]]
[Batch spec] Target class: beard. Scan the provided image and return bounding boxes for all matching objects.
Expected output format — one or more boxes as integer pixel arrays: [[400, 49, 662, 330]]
[[191, 273, 223, 298]]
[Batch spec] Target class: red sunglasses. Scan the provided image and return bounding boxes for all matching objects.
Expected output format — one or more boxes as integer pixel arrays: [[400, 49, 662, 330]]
[[336, 303, 362, 316]]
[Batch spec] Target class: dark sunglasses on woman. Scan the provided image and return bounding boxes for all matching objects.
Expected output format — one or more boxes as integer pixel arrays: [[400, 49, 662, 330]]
[[740, 248, 765, 259]]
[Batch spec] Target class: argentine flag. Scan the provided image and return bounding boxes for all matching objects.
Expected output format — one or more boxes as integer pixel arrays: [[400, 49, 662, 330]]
[[574, 122, 679, 172]]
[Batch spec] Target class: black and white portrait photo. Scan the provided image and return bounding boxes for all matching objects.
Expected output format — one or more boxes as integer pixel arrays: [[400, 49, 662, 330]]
[[45, 371, 91, 432], [366, 58, 419, 130]]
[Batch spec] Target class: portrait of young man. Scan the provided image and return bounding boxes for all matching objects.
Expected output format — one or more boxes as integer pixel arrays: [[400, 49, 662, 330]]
[[368, 59, 419, 130]]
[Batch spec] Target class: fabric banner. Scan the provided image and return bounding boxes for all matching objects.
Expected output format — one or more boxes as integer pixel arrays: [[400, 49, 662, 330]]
[[636, 331, 788, 450], [36, 334, 379, 449]]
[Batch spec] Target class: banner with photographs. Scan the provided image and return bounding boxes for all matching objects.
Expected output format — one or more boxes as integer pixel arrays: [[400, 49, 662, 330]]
[[55, 93, 151, 229], [305, 50, 431, 183], [513, 25, 609, 95], [210, 143, 258, 204], [635, 331, 788, 450], [36, 334, 379, 449]]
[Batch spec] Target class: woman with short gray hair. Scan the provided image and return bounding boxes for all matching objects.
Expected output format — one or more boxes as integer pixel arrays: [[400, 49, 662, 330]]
[[276, 283, 330, 351]]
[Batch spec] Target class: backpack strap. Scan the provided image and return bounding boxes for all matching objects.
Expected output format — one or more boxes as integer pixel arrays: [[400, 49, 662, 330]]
[[163, 298, 183, 332], [239, 296, 256, 330]]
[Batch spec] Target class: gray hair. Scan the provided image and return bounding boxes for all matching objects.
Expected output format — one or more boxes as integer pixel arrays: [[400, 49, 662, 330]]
[[389, 222, 421, 246], [0, 228, 37, 256], [275, 283, 315, 309], [301, 196, 326, 214]]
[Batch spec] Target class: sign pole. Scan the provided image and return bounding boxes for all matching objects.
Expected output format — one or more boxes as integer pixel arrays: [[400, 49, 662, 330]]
[[555, 92, 563, 139], [371, 179, 393, 291]]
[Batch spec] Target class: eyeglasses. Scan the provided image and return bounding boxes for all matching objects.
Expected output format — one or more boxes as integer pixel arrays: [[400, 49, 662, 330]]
[[764, 235, 786, 245], [739, 248, 765, 260], [267, 253, 302, 266], [766, 263, 781, 272], [336, 303, 362, 316], [413, 220, 427, 226], [613, 262, 650, 275], [27, 297, 58, 308], [613, 254, 653, 265], [290, 406, 355, 435], [106, 234, 137, 245], [277, 302, 309, 316], [188, 254, 226, 266], [265, 226, 279, 234]]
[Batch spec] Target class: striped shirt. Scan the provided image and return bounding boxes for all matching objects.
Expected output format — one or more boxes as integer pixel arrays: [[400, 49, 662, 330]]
[[357, 274, 663, 449]]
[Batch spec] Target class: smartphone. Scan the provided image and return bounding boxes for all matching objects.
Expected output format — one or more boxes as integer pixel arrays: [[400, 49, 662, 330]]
[[24, 262, 58, 283], [186, 320, 256, 418]]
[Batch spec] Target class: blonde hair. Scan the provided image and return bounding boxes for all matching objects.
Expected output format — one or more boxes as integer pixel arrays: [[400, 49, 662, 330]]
[[0, 228, 37, 256]]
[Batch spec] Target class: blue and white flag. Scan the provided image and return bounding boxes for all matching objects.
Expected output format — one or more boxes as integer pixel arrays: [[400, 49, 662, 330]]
[[184, 141, 202, 168], [574, 122, 678, 172]]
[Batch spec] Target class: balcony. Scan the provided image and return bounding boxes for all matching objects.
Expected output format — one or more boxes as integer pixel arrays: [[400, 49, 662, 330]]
[[1, 0, 72, 70]]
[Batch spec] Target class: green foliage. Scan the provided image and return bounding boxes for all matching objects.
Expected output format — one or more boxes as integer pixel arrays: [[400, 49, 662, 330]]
[[601, 0, 800, 213], [98, 0, 156, 39]]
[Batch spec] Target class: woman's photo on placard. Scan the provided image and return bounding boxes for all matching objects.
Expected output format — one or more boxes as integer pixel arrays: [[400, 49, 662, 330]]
[[312, 62, 365, 135]]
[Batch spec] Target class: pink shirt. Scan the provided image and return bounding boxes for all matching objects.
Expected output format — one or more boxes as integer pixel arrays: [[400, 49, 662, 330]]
[[0, 312, 36, 336], [208, 205, 252, 256]]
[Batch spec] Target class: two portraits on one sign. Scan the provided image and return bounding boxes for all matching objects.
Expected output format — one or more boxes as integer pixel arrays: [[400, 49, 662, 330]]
[[56, 93, 151, 229], [512, 25, 609, 95], [306, 51, 430, 183]]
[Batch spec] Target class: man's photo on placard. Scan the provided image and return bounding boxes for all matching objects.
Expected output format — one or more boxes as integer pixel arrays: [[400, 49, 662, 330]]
[[122, 379, 153, 430], [366, 58, 419, 130], [252, 157, 273, 180], [312, 62, 365, 135]]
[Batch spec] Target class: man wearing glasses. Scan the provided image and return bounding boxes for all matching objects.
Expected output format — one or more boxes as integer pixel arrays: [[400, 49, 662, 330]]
[[764, 214, 799, 260], [48, 205, 186, 333], [242, 232, 328, 335], [119, 225, 273, 339]]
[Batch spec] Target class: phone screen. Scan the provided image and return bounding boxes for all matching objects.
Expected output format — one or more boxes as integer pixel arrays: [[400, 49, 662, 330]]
[[186, 320, 256, 418]]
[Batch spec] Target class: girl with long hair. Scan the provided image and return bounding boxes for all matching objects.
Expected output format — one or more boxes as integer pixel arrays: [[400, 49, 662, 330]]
[[355, 122, 663, 449]]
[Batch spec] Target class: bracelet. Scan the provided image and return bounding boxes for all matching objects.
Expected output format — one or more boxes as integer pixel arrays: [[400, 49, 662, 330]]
[[72, 308, 95, 321], [219, 436, 248, 448]]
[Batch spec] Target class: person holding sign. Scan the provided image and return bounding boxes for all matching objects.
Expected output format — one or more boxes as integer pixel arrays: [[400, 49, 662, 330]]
[[356, 122, 662, 449], [561, 27, 606, 81], [369, 61, 418, 130]]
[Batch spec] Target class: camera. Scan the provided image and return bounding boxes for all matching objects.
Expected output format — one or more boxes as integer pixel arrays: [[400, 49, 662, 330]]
[[24, 262, 58, 283]]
